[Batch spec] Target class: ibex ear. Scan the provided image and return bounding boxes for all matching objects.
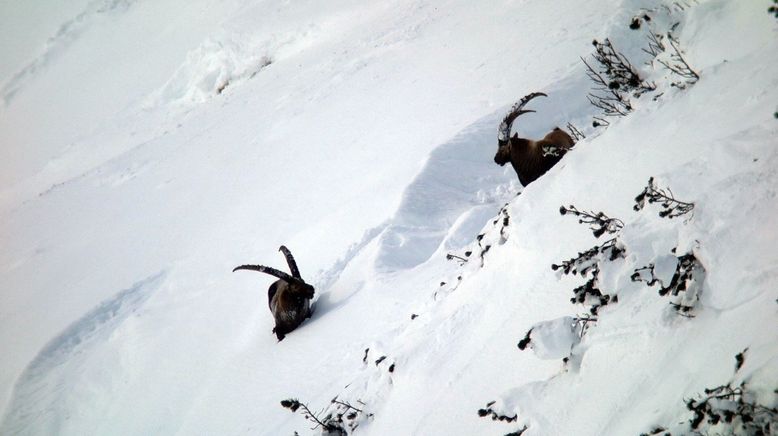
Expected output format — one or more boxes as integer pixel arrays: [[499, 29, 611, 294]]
[[303, 283, 315, 299]]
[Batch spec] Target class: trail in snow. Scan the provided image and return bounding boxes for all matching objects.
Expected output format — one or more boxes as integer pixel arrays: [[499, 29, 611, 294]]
[[1, 0, 138, 105], [0, 0, 776, 434]]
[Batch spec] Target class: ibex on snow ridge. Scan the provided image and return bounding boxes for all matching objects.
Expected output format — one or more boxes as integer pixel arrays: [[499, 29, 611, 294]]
[[494, 92, 575, 186]]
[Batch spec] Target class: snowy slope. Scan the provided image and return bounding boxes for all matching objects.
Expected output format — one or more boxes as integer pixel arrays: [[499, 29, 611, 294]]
[[1, 0, 776, 435]]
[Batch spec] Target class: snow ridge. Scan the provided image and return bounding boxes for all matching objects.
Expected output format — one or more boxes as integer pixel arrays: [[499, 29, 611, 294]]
[[373, 113, 516, 272], [0, 272, 165, 435], [0, 0, 776, 434]]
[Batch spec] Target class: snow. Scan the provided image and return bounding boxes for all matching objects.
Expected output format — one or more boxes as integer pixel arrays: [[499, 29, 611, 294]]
[[526, 317, 580, 360], [1, 0, 776, 434]]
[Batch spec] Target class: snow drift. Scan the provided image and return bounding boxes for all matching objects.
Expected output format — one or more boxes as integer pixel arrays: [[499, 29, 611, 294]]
[[1, 0, 776, 434]]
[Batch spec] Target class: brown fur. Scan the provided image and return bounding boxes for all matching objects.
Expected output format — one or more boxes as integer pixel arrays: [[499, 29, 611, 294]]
[[233, 245, 314, 341], [494, 93, 575, 186], [267, 279, 313, 340]]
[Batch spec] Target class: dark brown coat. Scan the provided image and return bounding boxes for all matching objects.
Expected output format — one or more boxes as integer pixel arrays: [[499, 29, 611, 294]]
[[494, 93, 575, 186], [233, 246, 314, 340], [266, 278, 313, 340]]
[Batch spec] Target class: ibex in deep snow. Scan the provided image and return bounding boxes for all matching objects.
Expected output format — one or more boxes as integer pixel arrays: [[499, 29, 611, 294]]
[[233, 246, 314, 341], [494, 92, 575, 186]]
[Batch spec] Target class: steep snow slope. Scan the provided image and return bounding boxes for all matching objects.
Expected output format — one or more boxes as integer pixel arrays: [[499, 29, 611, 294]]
[[351, 2, 778, 434], [1, 0, 776, 434]]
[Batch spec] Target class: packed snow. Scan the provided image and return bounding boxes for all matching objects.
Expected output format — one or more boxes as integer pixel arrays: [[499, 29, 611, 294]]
[[1, 0, 776, 434]]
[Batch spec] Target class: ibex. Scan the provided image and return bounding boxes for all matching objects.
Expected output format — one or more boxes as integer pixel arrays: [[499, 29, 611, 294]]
[[494, 92, 575, 186], [233, 246, 314, 341]]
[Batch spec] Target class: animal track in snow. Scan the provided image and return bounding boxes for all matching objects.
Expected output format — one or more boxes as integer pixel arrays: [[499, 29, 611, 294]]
[[1, 0, 138, 105]]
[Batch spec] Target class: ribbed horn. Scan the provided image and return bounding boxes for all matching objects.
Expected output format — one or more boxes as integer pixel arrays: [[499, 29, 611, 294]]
[[498, 92, 548, 142], [278, 245, 301, 279], [232, 264, 297, 283]]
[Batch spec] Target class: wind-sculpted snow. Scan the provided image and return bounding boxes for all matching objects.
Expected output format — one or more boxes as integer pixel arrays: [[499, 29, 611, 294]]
[[372, 80, 594, 272], [315, 223, 388, 293], [1, 0, 137, 105], [524, 316, 580, 360], [0, 272, 165, 435], [1, 0, 777, 434], [281, 2, 778, 434], [373, 115, 517, 271], [150, 35, 273, 107]]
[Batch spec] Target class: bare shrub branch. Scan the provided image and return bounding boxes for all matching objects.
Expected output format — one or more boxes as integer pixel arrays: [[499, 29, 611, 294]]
[[633, 177, 695, 219], [583, 38, 655, 125], [559, 205, 624, 238], [566, 122, 586, 142], [642, 32, 666, 58], [657, 33, 699, 85]]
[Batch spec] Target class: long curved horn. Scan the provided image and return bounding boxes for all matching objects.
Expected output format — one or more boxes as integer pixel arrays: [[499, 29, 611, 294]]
[[497, 92, 548, 142], [278, 245, 301, 279], [233, 264, 297, 283]]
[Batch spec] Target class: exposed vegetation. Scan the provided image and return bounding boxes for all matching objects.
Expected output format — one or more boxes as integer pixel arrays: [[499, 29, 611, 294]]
[[281, 397, 373, 435], [634, 177, 695, 219], [582, 38, 655, 126]]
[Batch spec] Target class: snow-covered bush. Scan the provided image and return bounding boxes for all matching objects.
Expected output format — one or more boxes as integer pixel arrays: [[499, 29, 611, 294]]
[[477, 400, 527, 435], [683, 382, 777, 434], [516, 316, 579, 359], [477, 401, 517, 423], [281, 397, 373, 435], [446, 202, 512, 269], [631, 248, 705, 317], [634, 177, 695, 220], [558, 205, 624, 238], [643, 357, 778, 436], [516, 316, 597, 361], [552, 204, 625, 315], [582, 38, 655, 126], [629, 12, 653, 31]]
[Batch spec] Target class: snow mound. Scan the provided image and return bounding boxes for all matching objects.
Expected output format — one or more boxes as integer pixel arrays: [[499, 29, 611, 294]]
[[151, 35, 272, 107], [372, 75, 595, 272], [525, 316, 580, 360], [1, 0, 777, 434], [372, 114, 516, 271], [0, 272, 165, 435]]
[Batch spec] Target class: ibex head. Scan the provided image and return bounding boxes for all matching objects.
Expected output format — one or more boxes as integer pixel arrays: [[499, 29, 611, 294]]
[[493, 92, 575, 186], [495, 92, 546, 167], [233, 245, 314, 341]]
